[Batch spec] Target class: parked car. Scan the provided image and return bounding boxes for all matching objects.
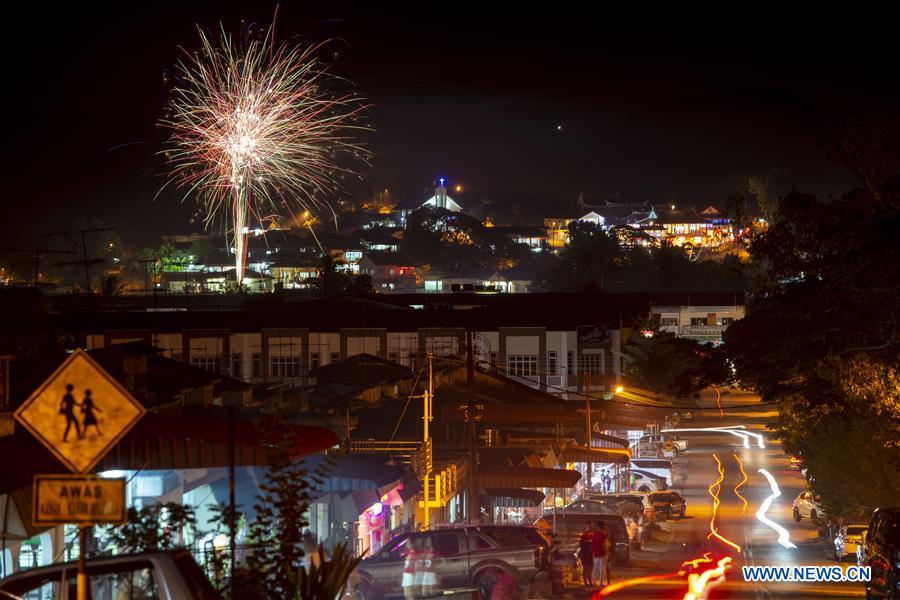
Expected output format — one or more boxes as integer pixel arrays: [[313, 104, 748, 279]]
[[649, 491, 687, 519], [834, 524, 868, 562], [630, 459, 674, 487], [639, 434, 688, 453], [349, 526, 549, 600], [554, 499, 617, 515], [0, 550, 220, 600], [587, 492, 656, 522], [630, 468, 667, 492], [541, 513, 630, 566], [862, 506, 900, 600], [793, 491, 826, 521]]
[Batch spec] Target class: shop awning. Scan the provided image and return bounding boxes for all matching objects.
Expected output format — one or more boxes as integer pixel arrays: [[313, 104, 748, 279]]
[[560, 445, 631, 464], [484, 488, 546, 506], [478, 464, 581, 489]]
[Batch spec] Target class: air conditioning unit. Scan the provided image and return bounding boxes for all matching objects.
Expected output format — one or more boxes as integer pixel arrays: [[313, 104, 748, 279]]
[[547, 375, 563, 387]]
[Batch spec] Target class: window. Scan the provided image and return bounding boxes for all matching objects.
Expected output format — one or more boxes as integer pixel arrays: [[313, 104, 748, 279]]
[[508, 355, 538, 377], [567, 350, 575, 375], [548, 351, 557, 374], [388, 351, 398, 363], [475, 535, 493, 550], [489, 352, 497, 368], [330, 352, 340, 364], [191, 356, 222, 373], [231, 353, 242, 377], [310, 352, 320, 370], [661, 315, 679, 326], [408, 352, 418, 371], [690, 317, 707, 326], [271, 356, 301, 378], [721, 317, 734, 325], [428, 533, 461, 557], [582, 352, 603, 375], [382, 536, 411, 562], [251, 353, 261, 378]]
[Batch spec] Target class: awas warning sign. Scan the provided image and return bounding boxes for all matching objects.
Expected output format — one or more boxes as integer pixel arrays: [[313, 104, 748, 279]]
[[33, 475, 126, 526]]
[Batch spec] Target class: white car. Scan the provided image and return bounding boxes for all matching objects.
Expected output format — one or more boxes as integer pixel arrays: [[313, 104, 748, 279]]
[[833, 525, 867, 562], [630, 468, 667, 492], [630, 459, 674, 487], [792, 491, 826, 521]]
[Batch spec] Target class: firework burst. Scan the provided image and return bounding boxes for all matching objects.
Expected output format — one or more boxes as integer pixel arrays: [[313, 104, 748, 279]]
[[159, 21, 369, 283]]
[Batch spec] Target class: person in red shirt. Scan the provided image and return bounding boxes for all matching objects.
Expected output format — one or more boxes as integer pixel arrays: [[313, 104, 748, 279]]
[[591, 523, 610, 587], [577, 521, 594, 586]]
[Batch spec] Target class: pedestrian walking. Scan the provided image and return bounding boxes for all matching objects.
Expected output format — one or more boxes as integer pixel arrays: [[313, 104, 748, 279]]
[[59, 384, 81, 442], [80, 389, 102, 437], [591, 523, 611, 587], [402, 538, 418, 600], [577, 521, 594, 586]]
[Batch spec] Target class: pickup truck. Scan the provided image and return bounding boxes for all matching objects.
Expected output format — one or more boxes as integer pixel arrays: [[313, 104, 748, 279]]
[[349, 526, 549, 600], [0, 549, 220, 599]]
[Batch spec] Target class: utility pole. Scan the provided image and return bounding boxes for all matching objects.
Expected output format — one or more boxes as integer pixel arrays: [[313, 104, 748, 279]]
[[465, 330, 479, 524], [422, 352, 433, 529], [584, 372, 592, 490], [43, 227, 114, 292]]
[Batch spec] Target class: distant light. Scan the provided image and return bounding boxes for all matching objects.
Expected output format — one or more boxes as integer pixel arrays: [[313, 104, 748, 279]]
[[100, 470, 127, 479], [369, 502, 384, 516], [615, 385, 624, 393], [556, 124, 563, 131], [671, 204, 676, 210], [455, 185, 463, 193], [439, 177, 445, 186]]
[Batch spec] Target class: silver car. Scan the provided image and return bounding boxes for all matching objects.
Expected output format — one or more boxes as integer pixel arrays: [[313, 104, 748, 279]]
[[0, 550, 220, 599]]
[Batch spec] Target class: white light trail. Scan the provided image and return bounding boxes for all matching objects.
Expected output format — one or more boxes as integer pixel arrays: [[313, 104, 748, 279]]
[[661, 427, 751, 449], [756, 468, 797, 549]]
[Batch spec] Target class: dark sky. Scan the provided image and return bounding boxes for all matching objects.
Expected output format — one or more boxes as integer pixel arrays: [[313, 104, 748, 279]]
[[6, 3, 898, 248]]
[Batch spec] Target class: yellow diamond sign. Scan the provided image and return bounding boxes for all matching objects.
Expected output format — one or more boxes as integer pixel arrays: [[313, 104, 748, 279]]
[[15, 349, 146, 474]]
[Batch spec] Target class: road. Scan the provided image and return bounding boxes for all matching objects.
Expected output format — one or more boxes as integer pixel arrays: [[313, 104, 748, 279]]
[[586, 388, 866, 599]]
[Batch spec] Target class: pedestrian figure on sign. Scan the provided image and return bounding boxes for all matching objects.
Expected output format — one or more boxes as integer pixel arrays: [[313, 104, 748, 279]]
[[81, 389, 102, 437], [59, 384, 81, 442]]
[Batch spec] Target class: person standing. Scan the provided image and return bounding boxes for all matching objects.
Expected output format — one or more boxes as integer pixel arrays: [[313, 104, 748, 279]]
[[591, 523, 610, 587], [402, 538, 418, 600], [59, 384, 81, 442], [577, 521, 594, 586], [419, 536, 437, 597]]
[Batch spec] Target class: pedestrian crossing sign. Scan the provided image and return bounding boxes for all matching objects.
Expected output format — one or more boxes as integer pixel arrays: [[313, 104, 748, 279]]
[[14, 349, 146, 474]]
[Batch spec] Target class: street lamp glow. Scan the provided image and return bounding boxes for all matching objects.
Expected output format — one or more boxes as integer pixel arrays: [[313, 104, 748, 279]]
[[615, 385, 624, 393]]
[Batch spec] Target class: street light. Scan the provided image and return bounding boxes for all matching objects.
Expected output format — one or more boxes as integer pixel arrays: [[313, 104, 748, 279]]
[[615, 385, 624, 394]]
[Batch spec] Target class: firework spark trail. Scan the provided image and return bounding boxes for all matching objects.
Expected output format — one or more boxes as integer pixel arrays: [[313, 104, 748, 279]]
[[733, 453, 749, 512], [159, 22, 369, 282], [757, 468, 797, 549], [708, 454, 742, 553]]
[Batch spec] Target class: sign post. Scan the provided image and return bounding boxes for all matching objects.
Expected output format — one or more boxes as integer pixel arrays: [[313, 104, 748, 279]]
[[15, 349, 145, 600]]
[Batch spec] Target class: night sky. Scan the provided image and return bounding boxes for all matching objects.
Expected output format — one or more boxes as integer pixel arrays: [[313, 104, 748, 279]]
[[7, 4, 898, 248]]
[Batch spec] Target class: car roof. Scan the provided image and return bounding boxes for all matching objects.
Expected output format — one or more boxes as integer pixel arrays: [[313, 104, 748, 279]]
[[0, 550, 185, 583]]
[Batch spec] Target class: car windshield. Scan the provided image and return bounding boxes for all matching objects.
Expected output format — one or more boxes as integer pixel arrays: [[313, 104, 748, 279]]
[[845, 527, 866, 536], [480, 527, 542, 548]]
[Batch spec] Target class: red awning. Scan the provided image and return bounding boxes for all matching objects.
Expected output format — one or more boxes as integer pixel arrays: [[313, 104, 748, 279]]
[[478, 464, 581, 489]]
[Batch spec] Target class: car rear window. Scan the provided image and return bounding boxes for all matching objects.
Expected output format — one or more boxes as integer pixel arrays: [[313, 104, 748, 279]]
[[846, 527, 866, 536], [480, 528, 541, 548]]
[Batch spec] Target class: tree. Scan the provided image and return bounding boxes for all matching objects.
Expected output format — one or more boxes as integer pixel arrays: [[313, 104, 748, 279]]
[[235, 414, 333, 599], [622, 327, 729, 400], [724, 166, 900, 517], [102, 502, 198, 554]]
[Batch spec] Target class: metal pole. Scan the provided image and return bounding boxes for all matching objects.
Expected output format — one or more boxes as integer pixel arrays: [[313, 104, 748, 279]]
[[81, 231, 91, 292], [228, 405, 236, 599], [423, 352, 433, 529], [584, 373, 592, 490], [77, 526, 88, 600], [466, 331, 478, 524]]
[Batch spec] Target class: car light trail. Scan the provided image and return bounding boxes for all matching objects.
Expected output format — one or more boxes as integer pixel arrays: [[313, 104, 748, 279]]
[[708, 454, 742, 553], [681, 552, 714, 569], [733, 453, 748, 512], [594, 571, 684, 598], [682, 556, 733, 600], [661, 426, 751, 448], [713, 385, 724, 419], [715, 425, 765, 449], [756, 468, 797, 549]]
